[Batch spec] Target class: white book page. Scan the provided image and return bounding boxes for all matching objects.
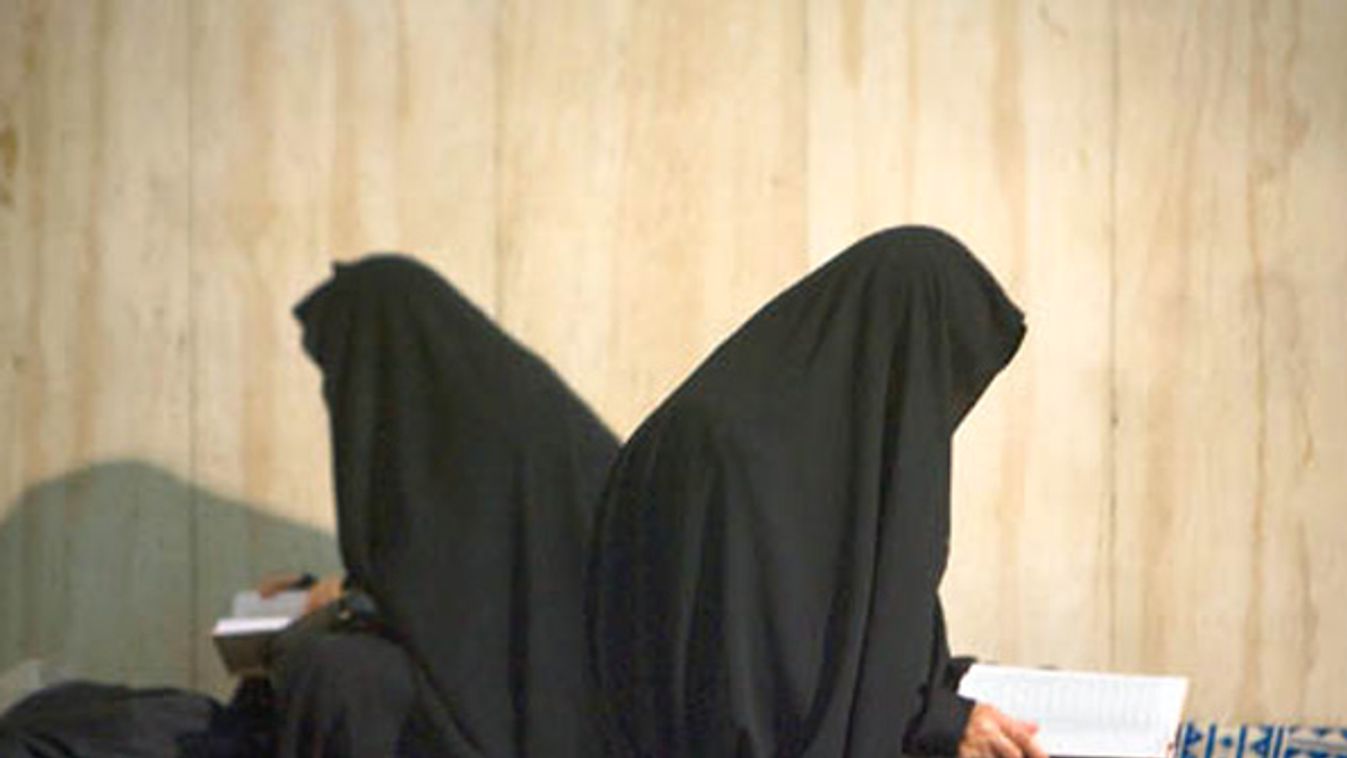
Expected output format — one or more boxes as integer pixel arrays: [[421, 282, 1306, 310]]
[[229, 589, 308, 620], [958, 664, 1188, 758], [212, 616, 293, 637]]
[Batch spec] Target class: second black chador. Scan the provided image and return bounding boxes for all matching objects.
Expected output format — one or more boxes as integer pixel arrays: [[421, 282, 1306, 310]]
[[588, 227, 1026, 757]]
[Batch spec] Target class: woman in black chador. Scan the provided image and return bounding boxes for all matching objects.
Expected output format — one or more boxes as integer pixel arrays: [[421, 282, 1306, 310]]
[[286, 256, 619, 755], [587, 227, 1040, 758]]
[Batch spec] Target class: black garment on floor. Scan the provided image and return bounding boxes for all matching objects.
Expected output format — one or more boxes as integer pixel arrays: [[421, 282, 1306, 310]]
[[0, 681, 218, 757], [587, 227, 1026, 757], [294, 256, 620, 756]]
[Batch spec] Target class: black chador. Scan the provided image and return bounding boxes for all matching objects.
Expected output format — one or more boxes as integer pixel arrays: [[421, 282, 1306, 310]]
[[292, 256, 619, 755], [588, 227, 1025, 757]]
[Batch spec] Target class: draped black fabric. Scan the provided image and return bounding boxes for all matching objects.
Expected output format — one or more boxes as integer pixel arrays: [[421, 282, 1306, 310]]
[[587, 227, 1025, 757], [294, 256, 620, 756], [0, 682, 219, 757], [272, 631, 419, 756]]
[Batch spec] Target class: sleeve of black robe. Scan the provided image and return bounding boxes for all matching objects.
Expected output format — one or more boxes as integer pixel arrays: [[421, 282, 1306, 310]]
[[903, 601, 976, 755]]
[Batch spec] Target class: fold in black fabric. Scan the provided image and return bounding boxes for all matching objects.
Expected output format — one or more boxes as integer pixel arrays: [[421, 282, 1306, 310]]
[[271, 632, 418, 756], [587, 227, 1025, 757], [295, 256, 620, 756]]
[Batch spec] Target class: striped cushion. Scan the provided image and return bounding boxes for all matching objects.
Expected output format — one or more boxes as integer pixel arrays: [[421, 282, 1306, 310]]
[[1180, 723, 1347, 758]]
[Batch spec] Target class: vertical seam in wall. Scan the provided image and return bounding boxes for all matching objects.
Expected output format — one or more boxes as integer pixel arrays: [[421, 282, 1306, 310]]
[[1242, 1, 1269, 717], [800, 0, 810, 261], [491, 3, 505, 321], [1106, 0, 1120, 672], [185, 0, 199, 688]]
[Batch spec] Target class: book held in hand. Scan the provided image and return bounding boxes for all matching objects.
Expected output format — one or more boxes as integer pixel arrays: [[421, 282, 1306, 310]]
[[211, 590, 309, 676], [957, 664, 1189, 758]]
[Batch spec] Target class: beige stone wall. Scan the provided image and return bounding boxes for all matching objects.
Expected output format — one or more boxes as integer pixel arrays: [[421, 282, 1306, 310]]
[[1, 0, 1343, 720]]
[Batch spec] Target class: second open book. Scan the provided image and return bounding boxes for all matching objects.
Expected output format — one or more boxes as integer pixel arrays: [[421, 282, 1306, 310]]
[[958, 664, 1189, 758]]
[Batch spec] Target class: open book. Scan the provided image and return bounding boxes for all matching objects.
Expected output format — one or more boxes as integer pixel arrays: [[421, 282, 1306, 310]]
[[211, 590, 309, 676], [957, 664, 1189, 758]]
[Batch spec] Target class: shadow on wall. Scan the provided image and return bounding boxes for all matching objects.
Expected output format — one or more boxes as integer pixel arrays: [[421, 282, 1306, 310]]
[[0, 460, 341, 698]]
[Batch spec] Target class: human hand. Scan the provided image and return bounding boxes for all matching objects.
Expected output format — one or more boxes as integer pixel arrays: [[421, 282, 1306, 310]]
[[255, 572, 341, 613], [256, 572, 310, 598], [957, 703, 1047, 758], [304, 575, 344, 613]]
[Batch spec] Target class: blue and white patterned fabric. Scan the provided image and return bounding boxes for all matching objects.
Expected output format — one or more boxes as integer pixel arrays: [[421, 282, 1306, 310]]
[[1179, 722, 1347, 758]]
